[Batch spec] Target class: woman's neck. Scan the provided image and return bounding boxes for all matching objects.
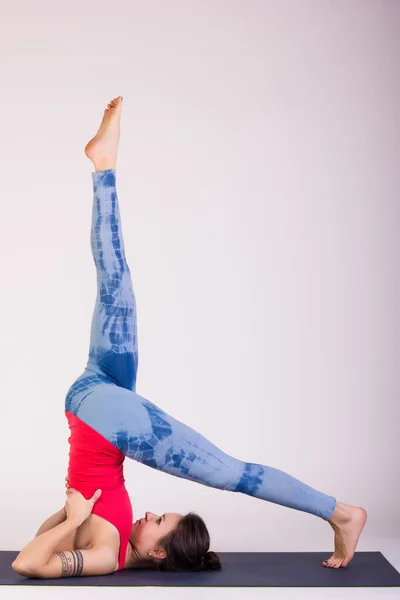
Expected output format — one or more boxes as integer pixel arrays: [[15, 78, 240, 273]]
[[124, 540, 141, 569]]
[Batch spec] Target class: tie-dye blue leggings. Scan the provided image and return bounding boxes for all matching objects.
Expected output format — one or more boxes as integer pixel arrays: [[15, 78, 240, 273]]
[[65, 169, 336, 521]]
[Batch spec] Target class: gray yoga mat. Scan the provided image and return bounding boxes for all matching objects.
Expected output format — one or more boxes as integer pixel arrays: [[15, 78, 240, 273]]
[[1, 551, 399, 587]]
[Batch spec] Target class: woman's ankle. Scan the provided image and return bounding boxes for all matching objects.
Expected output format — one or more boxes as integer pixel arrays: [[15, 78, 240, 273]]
[[94, 159, 117, 172], [328, 501, 352, 527]]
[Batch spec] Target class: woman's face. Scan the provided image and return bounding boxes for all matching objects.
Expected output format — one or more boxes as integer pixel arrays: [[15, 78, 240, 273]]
[[130, 511, 183, 559]]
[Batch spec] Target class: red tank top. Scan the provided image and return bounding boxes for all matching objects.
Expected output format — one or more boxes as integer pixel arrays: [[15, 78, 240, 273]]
[[65, 411, 133, 571]]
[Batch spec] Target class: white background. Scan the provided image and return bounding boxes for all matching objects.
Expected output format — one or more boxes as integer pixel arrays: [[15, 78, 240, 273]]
[[0, 0, 399, 598]]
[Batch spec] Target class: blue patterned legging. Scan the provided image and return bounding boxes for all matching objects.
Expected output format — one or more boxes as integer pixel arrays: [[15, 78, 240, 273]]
[[65, 169, 336, 521]]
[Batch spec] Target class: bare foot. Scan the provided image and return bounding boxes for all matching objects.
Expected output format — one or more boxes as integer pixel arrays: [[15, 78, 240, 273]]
[[322, 502, 367, 568], [84, 96, 123, 171]]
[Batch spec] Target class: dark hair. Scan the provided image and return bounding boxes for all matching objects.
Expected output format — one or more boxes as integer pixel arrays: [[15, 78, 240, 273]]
[[130, 512, 222, 572]]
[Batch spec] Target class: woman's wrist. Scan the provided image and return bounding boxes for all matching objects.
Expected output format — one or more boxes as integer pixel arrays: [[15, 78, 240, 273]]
[[65, 513, 84, 528], [63, 504, 83, 526]]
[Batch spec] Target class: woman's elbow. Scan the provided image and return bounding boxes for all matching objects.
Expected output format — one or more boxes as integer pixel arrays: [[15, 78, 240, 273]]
[[12, 560, 36, 578]]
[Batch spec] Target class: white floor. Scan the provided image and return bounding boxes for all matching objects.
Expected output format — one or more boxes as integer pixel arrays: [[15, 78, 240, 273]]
[[2, 536, 399, 600]]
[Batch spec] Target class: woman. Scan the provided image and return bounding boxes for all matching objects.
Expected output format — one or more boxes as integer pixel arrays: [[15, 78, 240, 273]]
[[12, 97, 367, 579]]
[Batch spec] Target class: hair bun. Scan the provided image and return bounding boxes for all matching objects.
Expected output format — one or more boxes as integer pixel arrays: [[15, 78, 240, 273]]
[[202, 550, 222, 571]]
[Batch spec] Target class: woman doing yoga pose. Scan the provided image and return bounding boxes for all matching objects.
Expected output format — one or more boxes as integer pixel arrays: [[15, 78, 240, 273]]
[[12, 96, 367, 579]]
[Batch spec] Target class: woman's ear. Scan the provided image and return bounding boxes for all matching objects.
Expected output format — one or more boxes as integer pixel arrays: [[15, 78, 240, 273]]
[[153, 547, 167, 560]]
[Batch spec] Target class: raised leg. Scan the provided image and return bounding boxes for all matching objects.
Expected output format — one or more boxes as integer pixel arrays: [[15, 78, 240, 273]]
[[86, 169, 139, 391]]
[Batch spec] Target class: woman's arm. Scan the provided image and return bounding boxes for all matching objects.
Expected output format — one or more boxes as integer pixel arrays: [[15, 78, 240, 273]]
[[12, 487, 106, 578], [12, 517, 118, 579], [13, 515, 82, 575], [35, 508, 67, 537], [13, 545, 117, 579], [13, 514, 117, 578]]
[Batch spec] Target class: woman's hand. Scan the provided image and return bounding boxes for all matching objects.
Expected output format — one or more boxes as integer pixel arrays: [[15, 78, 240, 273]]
[[64, 487, 102, 525]]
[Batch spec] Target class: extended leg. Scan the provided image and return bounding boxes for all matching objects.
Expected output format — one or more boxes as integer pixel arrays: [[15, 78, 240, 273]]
[[76, 386, 337, 521]]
